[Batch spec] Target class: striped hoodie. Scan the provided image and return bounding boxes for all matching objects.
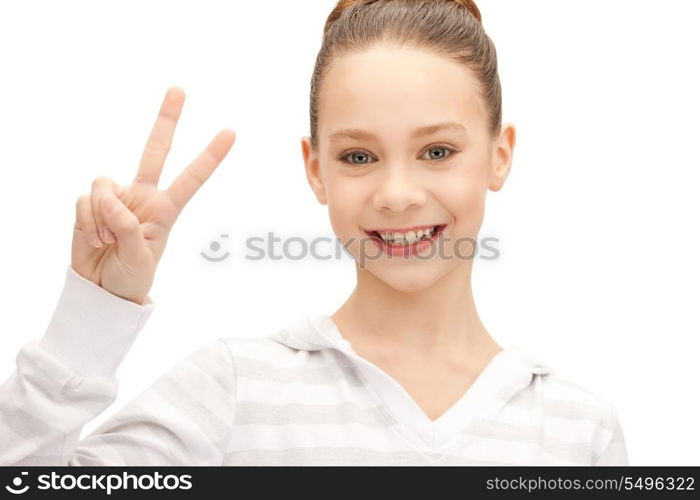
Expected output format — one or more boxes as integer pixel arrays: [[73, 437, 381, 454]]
[[0, 266, 628, 466]]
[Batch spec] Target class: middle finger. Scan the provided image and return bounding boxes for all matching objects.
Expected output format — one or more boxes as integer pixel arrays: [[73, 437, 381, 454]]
[[134, 86, 186, 187]]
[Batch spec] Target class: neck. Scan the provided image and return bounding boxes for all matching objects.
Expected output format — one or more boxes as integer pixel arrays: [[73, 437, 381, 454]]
[[331, 259, 501, 360]]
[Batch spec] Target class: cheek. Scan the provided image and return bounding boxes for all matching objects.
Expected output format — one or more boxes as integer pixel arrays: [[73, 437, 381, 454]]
[[326, 199, 366, 264], [326, 181, 365, 233], [458, 184, 486, 220], [324, 176, 376, 262], [438, 170, 488, 233]]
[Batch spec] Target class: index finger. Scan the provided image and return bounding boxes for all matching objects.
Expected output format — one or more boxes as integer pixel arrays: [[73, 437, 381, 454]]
[[134, 86, 185, 186], [166, 129, 236, 211]]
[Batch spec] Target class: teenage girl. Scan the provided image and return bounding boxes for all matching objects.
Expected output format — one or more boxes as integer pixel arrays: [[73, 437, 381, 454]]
[[1, 0, 628, 465]]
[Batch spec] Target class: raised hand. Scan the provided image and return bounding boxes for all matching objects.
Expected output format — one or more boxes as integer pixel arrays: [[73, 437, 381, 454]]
[[71, 87, 235, 305]]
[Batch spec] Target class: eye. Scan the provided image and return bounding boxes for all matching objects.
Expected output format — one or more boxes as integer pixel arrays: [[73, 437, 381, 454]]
[[339, 150, 375, 166], [420, 144, 457, 161]]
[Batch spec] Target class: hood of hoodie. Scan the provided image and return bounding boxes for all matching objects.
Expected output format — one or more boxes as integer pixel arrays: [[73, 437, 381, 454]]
[[269, 314, 350, 352]]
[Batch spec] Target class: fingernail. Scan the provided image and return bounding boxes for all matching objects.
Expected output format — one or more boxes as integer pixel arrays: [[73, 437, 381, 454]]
[[90, 234, 103, 248], [102, 227, 115, 243]]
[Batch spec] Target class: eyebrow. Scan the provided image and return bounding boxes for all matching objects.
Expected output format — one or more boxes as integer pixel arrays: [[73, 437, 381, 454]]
[[328, 122, 467, 143]]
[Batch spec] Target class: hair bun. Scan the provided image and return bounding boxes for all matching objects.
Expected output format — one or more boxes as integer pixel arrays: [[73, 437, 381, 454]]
[[452, 0, 482, 23]]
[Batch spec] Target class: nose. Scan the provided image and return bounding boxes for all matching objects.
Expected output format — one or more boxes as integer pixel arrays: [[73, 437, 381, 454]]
[[372, 166, 427, 213]]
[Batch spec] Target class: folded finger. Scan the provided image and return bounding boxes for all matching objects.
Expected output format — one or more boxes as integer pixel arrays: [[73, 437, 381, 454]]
[[75, 194, 102, 248], [90, 176, 122, 244]]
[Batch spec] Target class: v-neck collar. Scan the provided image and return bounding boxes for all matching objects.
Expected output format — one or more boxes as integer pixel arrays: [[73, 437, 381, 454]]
[[269, 314, 553, 451]]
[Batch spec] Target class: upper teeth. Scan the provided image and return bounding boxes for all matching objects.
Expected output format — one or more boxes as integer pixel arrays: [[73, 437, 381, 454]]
[[378, 226, 437, 244]]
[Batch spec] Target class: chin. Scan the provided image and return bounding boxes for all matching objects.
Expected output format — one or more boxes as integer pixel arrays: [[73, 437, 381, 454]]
[[365, 264, 446, 294]]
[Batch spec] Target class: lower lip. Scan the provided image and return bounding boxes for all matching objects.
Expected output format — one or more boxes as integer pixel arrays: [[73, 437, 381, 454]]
[[365, 225, 446, 257]]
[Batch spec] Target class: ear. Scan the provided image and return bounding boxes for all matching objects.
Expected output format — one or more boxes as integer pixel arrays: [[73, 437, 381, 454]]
[[301, 136, 328, 205], [489, 123, 516, 192]]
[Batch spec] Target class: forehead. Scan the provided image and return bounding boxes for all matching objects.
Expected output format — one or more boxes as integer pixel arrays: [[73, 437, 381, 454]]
[[318, 45, 487, 139]]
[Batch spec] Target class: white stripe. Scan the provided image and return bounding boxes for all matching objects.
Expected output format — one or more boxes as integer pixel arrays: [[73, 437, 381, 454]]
[[227, 422, 413, 451], [236, 377, 378, 407]]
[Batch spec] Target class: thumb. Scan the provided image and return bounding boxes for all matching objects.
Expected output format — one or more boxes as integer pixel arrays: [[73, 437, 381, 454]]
[[101, 194, 149, 263]]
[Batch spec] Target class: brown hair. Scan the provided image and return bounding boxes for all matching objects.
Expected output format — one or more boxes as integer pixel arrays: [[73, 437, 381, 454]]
[[308, 0, 502, 151]]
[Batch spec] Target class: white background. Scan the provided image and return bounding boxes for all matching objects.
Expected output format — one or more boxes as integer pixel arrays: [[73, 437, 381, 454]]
[[1, 0, 698, 465]]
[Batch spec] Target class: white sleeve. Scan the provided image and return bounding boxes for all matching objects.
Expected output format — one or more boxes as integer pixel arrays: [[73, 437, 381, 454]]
[[0, 265, 154, 465], [1, 266, 237, 466], [593, 406, 629, 465], [71, 337, 236, 465]]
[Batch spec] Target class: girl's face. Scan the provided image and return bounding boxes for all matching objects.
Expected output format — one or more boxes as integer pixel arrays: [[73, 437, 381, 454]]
[[302, 45, 515, 293]]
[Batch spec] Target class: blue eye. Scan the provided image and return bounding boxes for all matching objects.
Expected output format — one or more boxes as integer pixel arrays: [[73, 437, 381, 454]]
[[421, 145, 456, 161], [342, 150, 374, 166], [338, 144, 457, 166]]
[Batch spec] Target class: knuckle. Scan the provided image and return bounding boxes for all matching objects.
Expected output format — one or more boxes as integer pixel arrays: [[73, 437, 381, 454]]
[[146, 140, 169, 155], [124, 216, 140, 233], [126, 208, 141, 227], [91, 175, 112, 190], [186, 166, 206, 186], [74, 195, 92, 230], [115, 210, 139, 232], [76, 194, 89, 211]]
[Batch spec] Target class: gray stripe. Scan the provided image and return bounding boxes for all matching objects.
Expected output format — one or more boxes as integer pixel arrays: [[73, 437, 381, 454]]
[[111, 435, 155, 466], [19, 345, 71, 392], [435, 453, 524, 466], [0, 396, 66, 445], [538, 400, 614, 429], [223, 446, 506, 465], [76, 422, 183, 465], [149, 374, 231, 455], [466, 419, 592, 464], [233, 401, 396, 427], [76, 397, 200, 465], [71, 456, 107, 466], [11, 453, 65, 466], [78, 433, 155, 466], [21, 347, 115, 414], [590, 437, 627, 465], [590, 418, 627, 464], [227, 337, 299, 358], [141, 421, 196, 464], [232, 356, 364, 386], [187, 342, 234, 396], [506, 391, 616, 429], [609, 419, 626, 443]]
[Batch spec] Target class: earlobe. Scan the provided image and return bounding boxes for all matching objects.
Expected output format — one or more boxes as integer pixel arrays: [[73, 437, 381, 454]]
[[301, 136, 328, 205], [489, 123, 516, 192]]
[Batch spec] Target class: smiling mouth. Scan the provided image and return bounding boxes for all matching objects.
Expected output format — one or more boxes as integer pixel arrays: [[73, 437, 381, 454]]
[[363, 224, 447, 246]]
